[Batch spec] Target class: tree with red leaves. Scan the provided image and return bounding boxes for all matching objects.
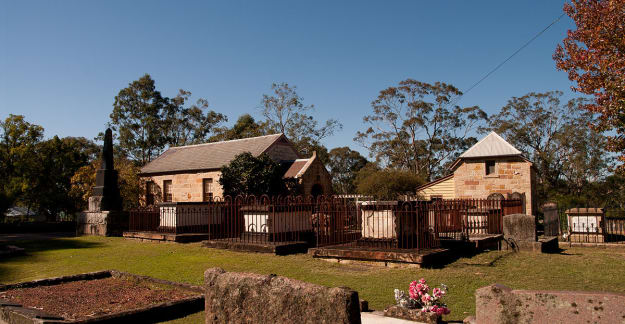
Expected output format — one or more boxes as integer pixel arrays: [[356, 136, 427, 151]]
[[554, 0, 625, 164]]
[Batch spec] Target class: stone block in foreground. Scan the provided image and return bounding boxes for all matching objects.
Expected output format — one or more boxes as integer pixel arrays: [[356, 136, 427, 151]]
[[204, 267, 361, 324], [383, 305, 440, 323], [475, 284, 625, 324]]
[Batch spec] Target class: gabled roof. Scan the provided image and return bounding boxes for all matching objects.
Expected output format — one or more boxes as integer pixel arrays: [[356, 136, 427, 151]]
[[283, 160, 309, 178], [459, 132, 521, 158], [140, 134, 287, 174], [283, 151, 316, 179]]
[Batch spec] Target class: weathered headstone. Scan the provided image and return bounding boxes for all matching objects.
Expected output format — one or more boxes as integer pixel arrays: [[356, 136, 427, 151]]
[[77, 128, 127, 236], [502, 214, 545, 252], [204, 267, 361, 324], [474, 284, 625, 324], [542, 202, 559, 237], [503, 214, 536, 242]]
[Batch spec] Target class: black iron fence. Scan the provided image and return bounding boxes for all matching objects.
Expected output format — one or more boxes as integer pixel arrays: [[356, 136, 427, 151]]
[[555, 206, 625, 245], [431, 198, 524, 240], [128, 196, 524, 251]]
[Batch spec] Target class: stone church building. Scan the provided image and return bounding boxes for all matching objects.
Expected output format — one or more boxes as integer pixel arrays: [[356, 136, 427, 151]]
[[416, 132, 537, 215], [139, 134, 333, 204]]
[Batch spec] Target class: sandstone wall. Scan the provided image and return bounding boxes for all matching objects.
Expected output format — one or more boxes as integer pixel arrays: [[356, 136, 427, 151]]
[[454, 157, 534, 215], [297, 158, 334, 196], [142, 170, 223, 204]]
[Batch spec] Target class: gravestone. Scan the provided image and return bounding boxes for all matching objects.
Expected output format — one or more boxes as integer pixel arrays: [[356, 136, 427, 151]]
[[204, 267, 361, 324], [77, 128, 128, 236], [542, 202, 559, 237], [474, 284, 625, 324], [503, 214, 536, 242]]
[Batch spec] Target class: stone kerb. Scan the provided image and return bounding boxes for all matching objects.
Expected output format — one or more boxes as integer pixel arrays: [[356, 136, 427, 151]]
[[204, 267, 361, 324], [475, 284, 625, 324]]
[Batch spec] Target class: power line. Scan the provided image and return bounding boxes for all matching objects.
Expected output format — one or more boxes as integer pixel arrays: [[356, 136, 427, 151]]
[[449, 12, 567, 108]]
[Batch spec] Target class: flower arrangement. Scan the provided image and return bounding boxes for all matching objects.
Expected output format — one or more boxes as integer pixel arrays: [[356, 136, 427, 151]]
[[394, 278, 450, 316]]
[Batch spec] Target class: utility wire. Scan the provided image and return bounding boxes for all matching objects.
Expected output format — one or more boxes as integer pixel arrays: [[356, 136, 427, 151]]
[[448, 12, 567, 108]]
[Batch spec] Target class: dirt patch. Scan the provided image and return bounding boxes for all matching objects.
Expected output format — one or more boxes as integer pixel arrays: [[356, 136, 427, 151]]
[[0, 276, 197, 321]]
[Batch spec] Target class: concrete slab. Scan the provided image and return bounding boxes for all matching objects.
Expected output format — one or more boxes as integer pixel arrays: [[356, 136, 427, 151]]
[[361, 311, 427, 324], [123, 231, 209, 243], [202, 239, 309, 255], [309, 244, 450, 267]]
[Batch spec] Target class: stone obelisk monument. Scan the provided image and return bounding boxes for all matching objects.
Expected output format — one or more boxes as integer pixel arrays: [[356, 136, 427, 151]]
[[77, 128, 128, 236], [90, 128, 122, 211]]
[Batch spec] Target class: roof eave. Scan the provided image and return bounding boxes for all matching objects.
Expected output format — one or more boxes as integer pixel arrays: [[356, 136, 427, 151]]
[[415, 174, 454, 191], [139, 167, 222, 177]]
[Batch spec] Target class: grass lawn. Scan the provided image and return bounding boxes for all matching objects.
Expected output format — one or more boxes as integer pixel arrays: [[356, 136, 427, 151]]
[[2, 236, 625, 323]]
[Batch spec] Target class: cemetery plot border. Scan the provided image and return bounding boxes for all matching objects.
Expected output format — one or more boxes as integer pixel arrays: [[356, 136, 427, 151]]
[[0, 270, 204, 324]]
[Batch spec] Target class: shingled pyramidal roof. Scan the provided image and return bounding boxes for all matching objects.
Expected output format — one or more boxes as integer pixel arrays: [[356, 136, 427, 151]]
[[459, 132, 522, 158], [140, 134, 287, 174]]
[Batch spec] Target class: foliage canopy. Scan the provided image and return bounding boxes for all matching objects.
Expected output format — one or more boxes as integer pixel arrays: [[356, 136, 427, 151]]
[[355, 79, 487, 181], [554, 0, 625, 165], [355, 164, 424, 200], [219, 152, 287, 197]]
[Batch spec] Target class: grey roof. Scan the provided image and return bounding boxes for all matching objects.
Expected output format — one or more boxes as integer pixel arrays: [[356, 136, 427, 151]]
[[282, 159, 310, 178], [5, 207, 36, 217], [282, 151, 318, 179], [141, 134, 285, 174], [459, 132, 522, 158]]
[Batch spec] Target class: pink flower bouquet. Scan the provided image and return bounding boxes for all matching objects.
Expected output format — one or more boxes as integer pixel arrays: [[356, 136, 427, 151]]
[[394, 278, 450, 315]]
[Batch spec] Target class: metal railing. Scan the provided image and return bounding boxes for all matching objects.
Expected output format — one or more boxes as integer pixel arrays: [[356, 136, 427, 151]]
[[128, 196, 524, 251], [207, 196, 315, 244], [566, 216, 625, 244], [552, 206, 625, 245]]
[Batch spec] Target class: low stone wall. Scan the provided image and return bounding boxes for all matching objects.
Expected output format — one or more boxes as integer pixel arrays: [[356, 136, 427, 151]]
[[77, 211, 128, 236], [475, 284, 625, 324], [204, 267, 361, 324]]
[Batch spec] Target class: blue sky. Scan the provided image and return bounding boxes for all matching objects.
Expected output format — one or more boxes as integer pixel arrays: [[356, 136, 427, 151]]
[[1, 1, 576, 154]]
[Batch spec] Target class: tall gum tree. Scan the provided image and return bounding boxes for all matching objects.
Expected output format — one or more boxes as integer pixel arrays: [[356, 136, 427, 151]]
[[355, 79, 487, 181], [110, 74, 226, 165], [260, 82, 342, 160]]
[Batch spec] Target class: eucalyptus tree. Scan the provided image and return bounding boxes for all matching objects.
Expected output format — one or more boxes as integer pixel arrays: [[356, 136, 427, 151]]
[[355, 79, 487, 181]]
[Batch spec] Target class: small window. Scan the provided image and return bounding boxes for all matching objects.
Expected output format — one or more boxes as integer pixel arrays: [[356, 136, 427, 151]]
[[146, 181, 155, 205], [431, 195, 443, 201], [203, 178, 213, 202], [163, 180, 173, 202], [485, 160, 496, 175]]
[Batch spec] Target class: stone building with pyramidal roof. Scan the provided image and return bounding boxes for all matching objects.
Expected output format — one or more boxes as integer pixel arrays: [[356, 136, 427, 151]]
[[416, 132, 537, 215], [139, 134, 333, 204]]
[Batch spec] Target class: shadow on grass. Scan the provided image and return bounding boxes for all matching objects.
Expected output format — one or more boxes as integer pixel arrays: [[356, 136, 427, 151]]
[[450, 251, 516, 268], [8, 238, 104, 255], [542, 247, 579, 255], [0, 262, 18, 283]]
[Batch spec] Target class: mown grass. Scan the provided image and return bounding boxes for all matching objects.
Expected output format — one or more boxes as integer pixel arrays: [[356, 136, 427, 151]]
[[1, 236, 625, 323]]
